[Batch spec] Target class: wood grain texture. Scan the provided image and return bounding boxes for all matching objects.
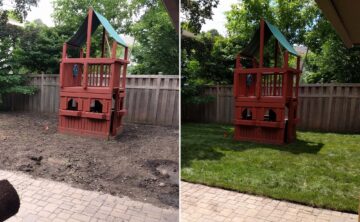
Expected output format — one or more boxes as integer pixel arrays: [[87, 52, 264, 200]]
[[183, 84, 360, 133], [5, 74, 179, 127]]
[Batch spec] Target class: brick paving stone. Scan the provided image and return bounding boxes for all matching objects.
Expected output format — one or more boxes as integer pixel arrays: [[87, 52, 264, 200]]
[[181, 181, 358, 222], [0, 170, 178, 222]]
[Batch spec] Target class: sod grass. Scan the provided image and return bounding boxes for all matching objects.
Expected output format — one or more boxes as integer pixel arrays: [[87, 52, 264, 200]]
[[181, 123, 360, 213]]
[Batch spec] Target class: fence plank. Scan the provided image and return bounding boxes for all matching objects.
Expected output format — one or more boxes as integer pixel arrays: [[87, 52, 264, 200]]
[[183, 84, 360, 133], [4, 74, 179, 127]]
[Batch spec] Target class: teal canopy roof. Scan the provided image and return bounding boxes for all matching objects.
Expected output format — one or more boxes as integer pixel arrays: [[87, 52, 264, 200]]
[[241, 20, 298, 57], [67, 9, 127, 48]]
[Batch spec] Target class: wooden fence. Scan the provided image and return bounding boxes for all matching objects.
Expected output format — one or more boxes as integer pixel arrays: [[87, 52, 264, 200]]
[[183, 84, 360, 133], [3, 74, 179, 127]]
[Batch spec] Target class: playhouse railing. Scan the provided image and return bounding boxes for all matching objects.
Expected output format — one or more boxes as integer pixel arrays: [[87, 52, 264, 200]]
[[60, 58, 128, 89]]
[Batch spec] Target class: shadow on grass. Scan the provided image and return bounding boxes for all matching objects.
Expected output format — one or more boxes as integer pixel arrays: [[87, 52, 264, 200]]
[[276, 138, 324, 154], [181, 132, 324, 168], [221, 137, 324, 155], [181, 144, 225, 168]]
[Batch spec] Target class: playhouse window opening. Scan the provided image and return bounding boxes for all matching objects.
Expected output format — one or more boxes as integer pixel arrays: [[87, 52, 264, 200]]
[[264, 109, 276, 121], [241, 108, 252, 120], [67, 99, 78, 111], [90, 100, 103, 113]]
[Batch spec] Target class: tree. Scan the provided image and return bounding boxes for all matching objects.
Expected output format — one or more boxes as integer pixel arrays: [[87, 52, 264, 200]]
[[52, 0, 134, 34], [12, 21, 65, 74], [181, 0, 220, 34], [304, 21, 360, 83], [182, 30, 234, 104], [299, 10, 360, 83], [0, 0, 39, 100], [130, 3, 178, 74], [226, 0, 318, 46]]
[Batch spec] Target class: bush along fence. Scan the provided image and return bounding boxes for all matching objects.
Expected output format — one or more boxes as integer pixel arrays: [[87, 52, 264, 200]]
[[3, 74, 179, 127], [182, 84, 360, 133]]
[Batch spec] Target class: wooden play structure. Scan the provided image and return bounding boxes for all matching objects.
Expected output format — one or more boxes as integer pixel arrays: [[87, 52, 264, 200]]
[[233, 19, 301, 144], [58, 8, 129, 139]]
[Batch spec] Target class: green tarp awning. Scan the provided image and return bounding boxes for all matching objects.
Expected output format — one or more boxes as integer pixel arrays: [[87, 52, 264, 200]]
[[241, 20, 298, 57], [67, 9, 127, 48]]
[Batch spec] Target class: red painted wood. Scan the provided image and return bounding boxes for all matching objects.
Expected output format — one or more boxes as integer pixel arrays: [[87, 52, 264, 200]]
[[86, 8, 93, 58], [58, 8, 129, 139], [259, 19, 264, 68], [233, 19, 301, 144]]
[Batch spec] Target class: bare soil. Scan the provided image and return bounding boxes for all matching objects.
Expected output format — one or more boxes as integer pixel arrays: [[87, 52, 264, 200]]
[[0, 112, 179, 208]]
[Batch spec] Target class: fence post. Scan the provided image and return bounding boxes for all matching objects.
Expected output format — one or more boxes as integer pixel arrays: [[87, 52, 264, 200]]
[[216, 84, 220, 122], [40, 73, 45, 112], [326, 85, 334, 131], [152, 75, 162, 124]]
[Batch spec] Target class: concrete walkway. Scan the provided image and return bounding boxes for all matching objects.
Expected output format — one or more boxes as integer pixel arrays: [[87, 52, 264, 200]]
[[0, 170, 178, 222], [181, 182, 358, 222]]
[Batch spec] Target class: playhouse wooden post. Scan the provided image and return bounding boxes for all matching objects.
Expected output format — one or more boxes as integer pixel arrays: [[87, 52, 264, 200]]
[[111, 41, 117, 59], [101, 28, 106, 57], [273, 40, 279, 96], [274, 40, 279, 67], [60, 43, 67, 88], [122, 47, 128, 89], [62, 43, 67, 59], [256, 19, 265, 99], [295, 56, 301, 98], [233, 54, 241, 97], [82, 8, 93, 89], [86, 8, 93, 58], [100, 28, 106, 86], [259, 19, 265, 68], [282, 51, 289, 99], [109, 41, 117, 88]]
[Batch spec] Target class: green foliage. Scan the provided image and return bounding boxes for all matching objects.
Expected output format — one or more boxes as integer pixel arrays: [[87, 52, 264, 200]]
[[181, 0, 220, 34], [0, 0, 38, 99], [12, 21, 65, 74], [303, 15, 360, 83], [182, 123, 360, 213], [183, 31, 233, 84], [0, 0, 38, 23], [0, 34, 37, 97], [130, 2, 178, 74], [52, 0, 131, 33], [226, 0, 318, 45]]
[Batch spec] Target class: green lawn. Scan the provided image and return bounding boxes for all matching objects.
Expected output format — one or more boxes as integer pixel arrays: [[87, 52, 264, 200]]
[[181, 123, 360, 213]]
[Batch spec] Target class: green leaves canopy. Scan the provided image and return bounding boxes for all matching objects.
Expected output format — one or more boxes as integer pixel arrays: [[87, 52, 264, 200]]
[[130, 3, 178, 74]]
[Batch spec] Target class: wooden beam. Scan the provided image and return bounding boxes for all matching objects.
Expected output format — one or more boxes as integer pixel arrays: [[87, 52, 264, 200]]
[[62, 43, 67, 58], [86, 8, 93, 58], [101, 27, 106, 58], [111, 41, 117, 59], [259, 19, 265, 68]]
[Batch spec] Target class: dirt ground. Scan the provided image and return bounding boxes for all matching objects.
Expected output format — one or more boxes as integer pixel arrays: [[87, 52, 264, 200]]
[[0, 112, 179, 208]]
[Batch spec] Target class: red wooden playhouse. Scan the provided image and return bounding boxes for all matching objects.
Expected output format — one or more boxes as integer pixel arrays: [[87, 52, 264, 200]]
[[58, 8, 129, 139], [233, 19, 301, 144]]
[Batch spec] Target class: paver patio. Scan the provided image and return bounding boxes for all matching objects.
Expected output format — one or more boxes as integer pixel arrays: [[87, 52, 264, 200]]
[[0, 170, 178, 222], [181, 182, 358, 222]]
